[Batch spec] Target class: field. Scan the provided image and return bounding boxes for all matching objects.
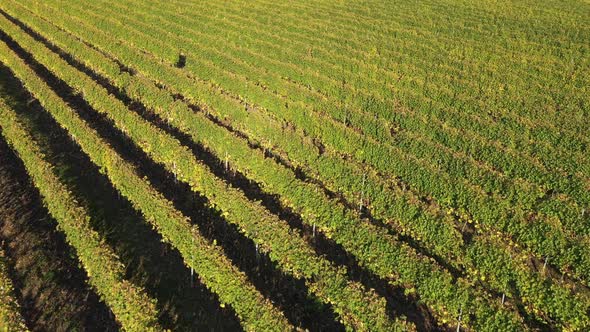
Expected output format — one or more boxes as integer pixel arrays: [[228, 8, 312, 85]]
[[0, 0, 588, 331]]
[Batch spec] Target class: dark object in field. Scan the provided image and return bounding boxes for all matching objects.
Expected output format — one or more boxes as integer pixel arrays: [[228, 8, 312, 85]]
[[177, 52, 186, 68]]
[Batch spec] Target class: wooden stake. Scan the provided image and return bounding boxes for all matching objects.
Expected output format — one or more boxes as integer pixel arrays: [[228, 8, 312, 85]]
[[456, 306, 462, 332], [359, 173, 366, 212], [543, 257, 548, 274], [225, 152, 229, 172], [173, 162, 177, 182], [190, 237, 194, 287]]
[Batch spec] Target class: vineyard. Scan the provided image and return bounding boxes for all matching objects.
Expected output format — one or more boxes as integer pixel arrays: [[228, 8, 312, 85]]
[[0, 0, 588, 331]]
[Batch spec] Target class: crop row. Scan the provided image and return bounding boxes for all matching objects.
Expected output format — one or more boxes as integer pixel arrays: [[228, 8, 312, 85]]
[[96, 0, 590, 201], [121, 0, 588, 270], [224, 0, 589, 135], [252, 0, 589, 55], [0, 4, 516, 330], [0, 11, 417, 331], [119, 0, 590, 210], [149, 0, 590, 172], [87, 0, 590, 257], [6, 2, 590, 330], [34, 0, 590, 286], [46, 0, 590, 257], [0, 17, 294, 331], [0, 59, 164, 331], [69, 5, 590, 329], [193, 0, 570, 97], [58, 0, 590, 242], [251, 0, 587, 77], [0, 1, 528, 330]]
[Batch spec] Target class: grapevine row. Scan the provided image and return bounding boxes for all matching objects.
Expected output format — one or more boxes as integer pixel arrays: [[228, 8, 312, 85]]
[[59, 0, 590, 237], [250, 0, 589, 61], [110, 0, 590, 214], [33, 6, 590, 330], [4, 0, 590, 330], [32, 0, 590, 286], [0, 75, 163, 331], [0, 5, 517, 330], [103, 0, 590, 242], [134, 0, 590, 177], [7, 2, 589, 330], [212, 0, 590, 137], [0, 20, 293, 332], [10, 3, 589, 329], [0, 12, 413, 331]]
